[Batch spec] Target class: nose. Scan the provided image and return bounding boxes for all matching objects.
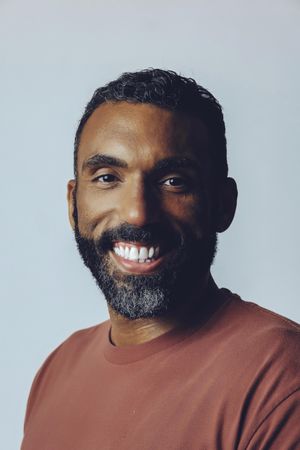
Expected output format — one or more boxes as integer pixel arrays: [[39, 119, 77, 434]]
[[119, 177, 158, 227]]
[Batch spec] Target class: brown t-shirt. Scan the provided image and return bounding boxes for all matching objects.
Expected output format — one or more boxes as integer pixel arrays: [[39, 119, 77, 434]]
[[21, 290, 300, 449]]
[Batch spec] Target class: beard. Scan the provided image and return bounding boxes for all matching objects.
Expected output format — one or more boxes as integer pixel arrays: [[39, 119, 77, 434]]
[[73, 202, 217, 320]]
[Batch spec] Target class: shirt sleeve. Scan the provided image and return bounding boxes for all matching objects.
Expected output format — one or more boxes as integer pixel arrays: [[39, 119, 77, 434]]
[[245, 388, 300, 450]]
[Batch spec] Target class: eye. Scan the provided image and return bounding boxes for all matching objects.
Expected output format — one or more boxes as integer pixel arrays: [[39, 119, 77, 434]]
[[93, 173, 119, 184], [163, 177, 186, 187], [159, 176, 190, 192]]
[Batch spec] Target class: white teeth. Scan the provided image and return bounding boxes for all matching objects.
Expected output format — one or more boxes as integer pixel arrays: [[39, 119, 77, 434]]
[[139, 247, 148, 260], [113, 244, 160, 263], [129, 246, 139, 261]]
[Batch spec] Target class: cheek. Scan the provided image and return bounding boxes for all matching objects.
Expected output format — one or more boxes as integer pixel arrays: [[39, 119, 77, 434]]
[[75, 188, 118, 236], [162, 195, 210, 238]]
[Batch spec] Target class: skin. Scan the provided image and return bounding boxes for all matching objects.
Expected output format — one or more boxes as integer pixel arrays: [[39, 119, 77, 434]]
[[67, 102, 237, 347]]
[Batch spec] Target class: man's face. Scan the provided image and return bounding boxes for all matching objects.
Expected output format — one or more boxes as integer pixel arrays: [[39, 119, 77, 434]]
[[68, 102, 218, 319]]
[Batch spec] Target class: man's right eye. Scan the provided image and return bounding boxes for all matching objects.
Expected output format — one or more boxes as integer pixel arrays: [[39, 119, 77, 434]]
[[93, 174, 118, 183]]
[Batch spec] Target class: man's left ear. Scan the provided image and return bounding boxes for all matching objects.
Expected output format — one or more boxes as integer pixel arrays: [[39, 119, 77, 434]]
[[214, 177, 238, 233]]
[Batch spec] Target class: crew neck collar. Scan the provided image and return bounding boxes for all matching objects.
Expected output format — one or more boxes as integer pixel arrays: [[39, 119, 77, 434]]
[[103, 288, 232, 364]]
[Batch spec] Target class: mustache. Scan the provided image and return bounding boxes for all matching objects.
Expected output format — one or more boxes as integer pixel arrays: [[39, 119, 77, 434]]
[[95, 222, 182, 253]]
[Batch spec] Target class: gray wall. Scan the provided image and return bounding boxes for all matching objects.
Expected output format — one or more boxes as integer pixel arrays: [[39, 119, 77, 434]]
[[1, 0, 299, 448]]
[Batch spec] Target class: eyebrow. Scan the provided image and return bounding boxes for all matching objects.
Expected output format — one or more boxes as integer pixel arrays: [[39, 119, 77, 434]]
[[82, 154, 128, 172], [152, 157, 200, 173], [82, 153, 200, 174]]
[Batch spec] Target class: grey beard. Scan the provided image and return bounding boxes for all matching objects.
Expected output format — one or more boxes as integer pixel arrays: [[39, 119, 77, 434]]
[[97, 261, 175, 319], [73, 222, 218, 320]]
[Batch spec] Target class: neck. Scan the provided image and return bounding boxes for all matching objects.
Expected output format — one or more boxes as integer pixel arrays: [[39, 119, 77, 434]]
[[108, 273, 220, 347]]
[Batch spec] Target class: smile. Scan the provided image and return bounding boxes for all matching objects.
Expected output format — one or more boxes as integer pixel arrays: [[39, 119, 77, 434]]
[[111, 241, 166, 274], [113, 242, 160, 263]]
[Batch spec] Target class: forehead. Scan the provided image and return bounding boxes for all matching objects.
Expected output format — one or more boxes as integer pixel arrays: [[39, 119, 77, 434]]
[[77, 101, 210, 173]]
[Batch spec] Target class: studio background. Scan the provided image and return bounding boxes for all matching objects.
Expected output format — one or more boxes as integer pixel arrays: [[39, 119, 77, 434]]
[[1, 1, 299, 448]]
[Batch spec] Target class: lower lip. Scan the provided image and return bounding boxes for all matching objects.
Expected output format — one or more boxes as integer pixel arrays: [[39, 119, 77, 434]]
[[110, 251, 166, 274]]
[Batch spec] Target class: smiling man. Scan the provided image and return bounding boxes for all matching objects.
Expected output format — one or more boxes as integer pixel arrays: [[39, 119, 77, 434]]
[[21, 69, 300, 450]]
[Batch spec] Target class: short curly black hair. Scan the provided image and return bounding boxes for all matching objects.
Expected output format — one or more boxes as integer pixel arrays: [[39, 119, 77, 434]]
[[74, 68, 228, 181]]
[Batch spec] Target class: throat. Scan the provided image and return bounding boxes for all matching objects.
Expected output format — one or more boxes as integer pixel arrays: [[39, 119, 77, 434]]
[[108, 306, 177, 347]]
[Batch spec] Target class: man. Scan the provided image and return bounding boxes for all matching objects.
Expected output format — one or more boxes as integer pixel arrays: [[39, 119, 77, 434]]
[[21, 69, 300, 449]]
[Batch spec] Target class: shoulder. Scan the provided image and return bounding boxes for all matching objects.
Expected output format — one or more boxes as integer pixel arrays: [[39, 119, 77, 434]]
[[23, 320, 110, 429], [221, 291, 300, 361], [221, 290, 300, 343], [220, 292, 300, 403], [205, 291, 300, 397], [209, 291, 300, 446], [42, 320, 110, 366], [35, 320, 110, 374], [58, 320, 110, 353], [229, 292, 299, 328]]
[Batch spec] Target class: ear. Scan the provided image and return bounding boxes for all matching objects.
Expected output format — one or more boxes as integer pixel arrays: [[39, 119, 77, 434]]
[[67, 179, 76, 230], [214, 177, 238, 233]]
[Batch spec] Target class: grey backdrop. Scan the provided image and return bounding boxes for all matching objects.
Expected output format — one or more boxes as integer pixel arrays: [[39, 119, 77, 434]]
[[1, 0, 300, 448]]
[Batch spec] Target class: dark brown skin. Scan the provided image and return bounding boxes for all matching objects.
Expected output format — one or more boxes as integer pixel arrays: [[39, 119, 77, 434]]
[[67, 102, 237, 347]]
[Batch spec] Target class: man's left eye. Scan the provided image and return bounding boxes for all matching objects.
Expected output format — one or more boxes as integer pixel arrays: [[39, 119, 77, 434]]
[[162, 177, 187, 188]]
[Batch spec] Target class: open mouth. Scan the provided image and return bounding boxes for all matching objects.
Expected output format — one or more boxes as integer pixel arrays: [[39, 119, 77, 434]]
[[113, 241, 161, 262], [110, 241, 170, 274]]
